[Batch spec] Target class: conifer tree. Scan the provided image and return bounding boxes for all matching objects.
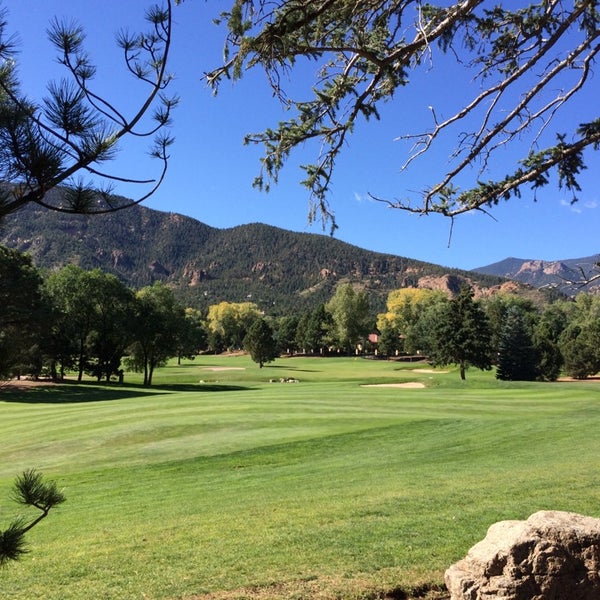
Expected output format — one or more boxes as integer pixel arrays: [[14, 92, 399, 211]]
[[209, 1, 600, 229], [0, 470, 65, 566], [243, 318, 278, 367], [429, 285, 492, 380], [0, 2, 175, 221], [496, 306, 537, 381]]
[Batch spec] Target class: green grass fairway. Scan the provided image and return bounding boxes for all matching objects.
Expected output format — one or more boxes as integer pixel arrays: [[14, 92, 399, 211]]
[[1, 356, 600, 599]]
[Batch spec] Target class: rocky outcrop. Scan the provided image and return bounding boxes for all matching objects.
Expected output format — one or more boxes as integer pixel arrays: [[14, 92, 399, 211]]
[[418, 274, 468, 296], [445, 510, 600, 599], [149, 260, 170, 278]]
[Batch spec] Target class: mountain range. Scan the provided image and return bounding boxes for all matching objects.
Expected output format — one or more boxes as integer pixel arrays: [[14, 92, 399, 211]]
[[0, 197, 575, 314], [473, 256, 600, 295]]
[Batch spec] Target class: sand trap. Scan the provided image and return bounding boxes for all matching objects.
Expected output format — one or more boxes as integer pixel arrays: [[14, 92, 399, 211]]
[[202, 367, 246, 372], [361, 382, 426, 389], [411, 368, 448, 374]]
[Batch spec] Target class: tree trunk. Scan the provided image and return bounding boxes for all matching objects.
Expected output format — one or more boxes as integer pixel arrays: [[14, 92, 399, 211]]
[[78, 338, 85, 382], [460, 361, 466, 380]]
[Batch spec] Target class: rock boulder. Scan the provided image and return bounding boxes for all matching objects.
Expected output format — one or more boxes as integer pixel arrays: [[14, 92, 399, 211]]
[[445, 510, 600, 599]]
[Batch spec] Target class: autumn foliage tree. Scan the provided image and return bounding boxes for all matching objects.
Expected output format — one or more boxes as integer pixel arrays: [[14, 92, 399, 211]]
[[206, 301, 262, 351], [377, 287, 447, 353]]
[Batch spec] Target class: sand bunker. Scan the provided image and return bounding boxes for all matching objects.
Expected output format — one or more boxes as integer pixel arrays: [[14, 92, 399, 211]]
[[202, 367, 246, 372], [361, 382, 426, 389], [411, 368, 448, 374]]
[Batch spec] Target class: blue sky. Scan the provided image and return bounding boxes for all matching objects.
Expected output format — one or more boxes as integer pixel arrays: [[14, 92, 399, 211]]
[[5, 0, 600, 270]]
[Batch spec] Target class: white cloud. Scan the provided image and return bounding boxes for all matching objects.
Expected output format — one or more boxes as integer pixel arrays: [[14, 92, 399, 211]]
[[560, 198, 587, 213]]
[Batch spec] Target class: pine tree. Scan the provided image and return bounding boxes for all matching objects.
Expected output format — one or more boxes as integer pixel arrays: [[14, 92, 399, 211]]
[[0, 470, 65, 566], [0, 2, 175, 220], [430, 285, 492, 380], [377, 325, 402, 358], [208, 2, 600, 228], [496, 306, 537, 381], [243, 318, 278, 368]]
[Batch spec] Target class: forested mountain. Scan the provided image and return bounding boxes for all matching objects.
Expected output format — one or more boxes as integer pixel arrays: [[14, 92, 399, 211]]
[[0, 195, 533, 314]]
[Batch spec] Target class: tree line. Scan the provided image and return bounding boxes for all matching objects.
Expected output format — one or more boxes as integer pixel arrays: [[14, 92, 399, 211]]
[[0, 247, 202, 386], [3, 244, 600, 383]]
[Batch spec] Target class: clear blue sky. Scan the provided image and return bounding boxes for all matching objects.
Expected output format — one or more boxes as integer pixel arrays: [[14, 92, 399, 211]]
[[5, 0, 600, 270]]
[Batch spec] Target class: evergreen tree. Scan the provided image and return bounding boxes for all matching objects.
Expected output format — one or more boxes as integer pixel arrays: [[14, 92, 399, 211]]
[[532, 304, 568, 381], [209, 2, 600, 227], [275, 315, 299, 355], [496, 306, 537, 381], [0, 470, 65, 566], [560, 323, 600, 380], [483, 294, 538, 358], [0, 247, 46, 379], [243, 318, 278, 368], [295, 304, 331, 354], [377, 325, 402, 358], [429, 285, 492, 380], [0, 2, 175, 221]]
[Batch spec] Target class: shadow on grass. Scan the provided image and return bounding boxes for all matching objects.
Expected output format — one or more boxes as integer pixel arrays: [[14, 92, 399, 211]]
[[0, 381, 253, 403], [156, 383, 252, 393], [263, 365, 320, 372]]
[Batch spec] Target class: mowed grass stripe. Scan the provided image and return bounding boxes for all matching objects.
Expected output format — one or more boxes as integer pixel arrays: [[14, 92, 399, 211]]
[[1, 357, 599, 599]]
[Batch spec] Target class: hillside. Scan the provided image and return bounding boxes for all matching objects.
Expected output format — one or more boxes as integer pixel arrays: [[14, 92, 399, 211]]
[[474, 255, 600, 296], [0, 198, 538, 314]]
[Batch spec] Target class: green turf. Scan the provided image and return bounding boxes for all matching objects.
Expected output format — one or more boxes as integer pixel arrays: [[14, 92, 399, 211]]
[[1, 356, 599, 599]]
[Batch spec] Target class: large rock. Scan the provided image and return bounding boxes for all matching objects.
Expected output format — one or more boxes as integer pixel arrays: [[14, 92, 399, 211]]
[[445, 510, 600, 599]]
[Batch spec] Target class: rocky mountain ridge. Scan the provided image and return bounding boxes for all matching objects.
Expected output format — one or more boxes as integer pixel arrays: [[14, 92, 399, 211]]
[[474, 255, 600, 295], [0, 198, 556, 314]]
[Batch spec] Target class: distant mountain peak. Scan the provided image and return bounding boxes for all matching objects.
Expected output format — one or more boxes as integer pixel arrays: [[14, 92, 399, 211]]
[[474, 255, 600, 295]]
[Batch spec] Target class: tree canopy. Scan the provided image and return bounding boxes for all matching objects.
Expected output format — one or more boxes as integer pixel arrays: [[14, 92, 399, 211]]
[[0, 1, 176, 221], [496, 306, 537, 381], [427, 285, 492, 380], [243, 317, 278, 367], [208, 1, 600, 230], [326, 284, 371, 353]]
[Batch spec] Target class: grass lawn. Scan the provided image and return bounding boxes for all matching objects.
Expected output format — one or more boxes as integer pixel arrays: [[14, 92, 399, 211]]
[[1, 355, 599, 599]]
